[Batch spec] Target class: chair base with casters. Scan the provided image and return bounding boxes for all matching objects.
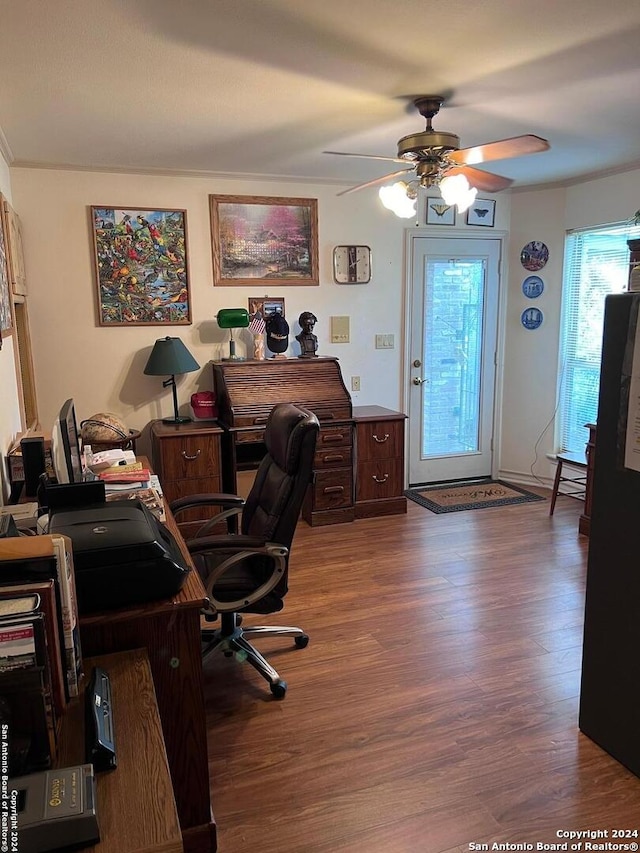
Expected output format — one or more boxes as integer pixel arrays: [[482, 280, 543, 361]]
[[202, 611, 309, 698], [170, 402, 320, 700]]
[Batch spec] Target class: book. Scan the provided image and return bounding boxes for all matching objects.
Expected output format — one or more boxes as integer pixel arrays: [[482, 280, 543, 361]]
[[0, 534, 83, 699], [99, 468, 150, 484], [0, 612, 58, 765], [99, 461, 144, 476], [0, 581, 67, 716], [105, 487, 166, 523], [0, 593, 40, 620]]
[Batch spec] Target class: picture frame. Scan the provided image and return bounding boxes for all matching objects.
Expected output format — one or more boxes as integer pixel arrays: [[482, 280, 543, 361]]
[[210, 195, 319, 287], [90, 206, 191, 326], [248, 296, 285, 319], [0, 193, 12, 336], [426, 198, 455, 226], [466, 198, 496, 227]]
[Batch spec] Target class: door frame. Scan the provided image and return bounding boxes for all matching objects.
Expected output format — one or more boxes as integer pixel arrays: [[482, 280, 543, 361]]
[[401, 227, 509, 486]]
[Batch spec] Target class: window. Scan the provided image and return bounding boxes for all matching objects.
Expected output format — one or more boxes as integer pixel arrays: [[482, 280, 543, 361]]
[[558, 222, 640, 453]]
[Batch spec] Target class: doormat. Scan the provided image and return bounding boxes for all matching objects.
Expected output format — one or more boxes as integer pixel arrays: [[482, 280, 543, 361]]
[[404, 479, 545, 514]]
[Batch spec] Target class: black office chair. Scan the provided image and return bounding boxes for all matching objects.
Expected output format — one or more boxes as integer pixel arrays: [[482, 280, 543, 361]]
[[170, 403, 320, 698]]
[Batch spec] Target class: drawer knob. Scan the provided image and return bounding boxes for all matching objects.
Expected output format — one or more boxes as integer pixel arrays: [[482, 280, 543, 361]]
[[181, 449, 202, 461], [372, 473, 389, 484], [323, 485, 345, 495], [372, 433, 389, 443], [322, 434, 344, 443], [323, 454, 344, 463]]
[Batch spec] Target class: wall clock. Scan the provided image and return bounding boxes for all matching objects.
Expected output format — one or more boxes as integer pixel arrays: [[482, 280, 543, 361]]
[[333, 245, 371, 284]]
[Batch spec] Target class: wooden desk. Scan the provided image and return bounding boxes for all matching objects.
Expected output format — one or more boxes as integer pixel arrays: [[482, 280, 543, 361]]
[[78, 468, 216, 853], [57, 649, 183, 853]]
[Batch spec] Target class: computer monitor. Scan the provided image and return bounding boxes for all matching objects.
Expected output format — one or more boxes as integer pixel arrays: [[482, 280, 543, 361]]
[[52, 399, 84, 484]]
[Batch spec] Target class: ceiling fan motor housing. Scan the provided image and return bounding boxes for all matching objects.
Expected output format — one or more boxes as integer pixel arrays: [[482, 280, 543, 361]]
[[397, 130, 460, 161]]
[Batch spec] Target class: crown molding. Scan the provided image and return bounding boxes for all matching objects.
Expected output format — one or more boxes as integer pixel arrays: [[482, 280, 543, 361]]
[[8, 159, 351, 188]]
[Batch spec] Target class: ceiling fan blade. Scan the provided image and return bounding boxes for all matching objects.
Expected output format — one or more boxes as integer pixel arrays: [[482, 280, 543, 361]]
[[445, 165, 513, 193], [336, 168, 414, 197], [447, 135, 550, 166], [324, 150, 407, 165]]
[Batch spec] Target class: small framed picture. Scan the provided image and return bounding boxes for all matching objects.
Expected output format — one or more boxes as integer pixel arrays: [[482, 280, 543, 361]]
[[466, 198, 496, 227], [248, 296, 285, 319], [426, 199, 455, 225]]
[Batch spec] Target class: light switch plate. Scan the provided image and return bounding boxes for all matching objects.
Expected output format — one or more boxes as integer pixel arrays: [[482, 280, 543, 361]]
[[331, 316, 350, 343]]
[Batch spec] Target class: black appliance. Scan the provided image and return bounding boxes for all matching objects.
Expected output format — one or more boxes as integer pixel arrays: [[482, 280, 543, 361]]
[[48, 499, 191, 614], [579, 292, 640, 777]]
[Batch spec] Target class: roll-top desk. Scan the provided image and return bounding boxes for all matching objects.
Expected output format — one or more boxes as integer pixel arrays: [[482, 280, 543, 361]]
[[212, 359, 407, 524], [213, 358, 355, 525]]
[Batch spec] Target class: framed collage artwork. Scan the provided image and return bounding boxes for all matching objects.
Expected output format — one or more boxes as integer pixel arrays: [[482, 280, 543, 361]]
[[90, 206, 191, 326]]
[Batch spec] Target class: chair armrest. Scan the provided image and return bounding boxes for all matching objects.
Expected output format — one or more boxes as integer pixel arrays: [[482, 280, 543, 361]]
[[169, 493, 245, 513], [186, 535, 289, 612], [170, 493, 245, 536]]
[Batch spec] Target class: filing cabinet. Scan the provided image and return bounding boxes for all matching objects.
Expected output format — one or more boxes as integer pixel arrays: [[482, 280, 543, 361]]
[[353, 406, 407, 518], [150, 420, 224, 538]]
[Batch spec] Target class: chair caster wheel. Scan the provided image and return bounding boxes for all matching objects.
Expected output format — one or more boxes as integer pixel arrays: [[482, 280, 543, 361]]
[[270, 679, 287, 699], [294, 634, 309, 649]]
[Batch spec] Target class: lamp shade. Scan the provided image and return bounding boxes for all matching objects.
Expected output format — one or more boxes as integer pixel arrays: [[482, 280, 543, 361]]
[[144, 336, 200, 376], [216, 308, 250, 330]]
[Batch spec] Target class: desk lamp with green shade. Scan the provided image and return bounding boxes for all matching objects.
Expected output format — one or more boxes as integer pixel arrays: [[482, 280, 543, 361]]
[[144, 336, 200, 424], [216, 308, 250, 360]]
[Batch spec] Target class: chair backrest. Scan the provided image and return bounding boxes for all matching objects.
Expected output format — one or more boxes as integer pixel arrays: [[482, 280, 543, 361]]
[[242, 403, 319, 554]]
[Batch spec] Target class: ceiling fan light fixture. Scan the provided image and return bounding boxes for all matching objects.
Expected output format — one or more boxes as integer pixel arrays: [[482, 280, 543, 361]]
[[378, 182, 417, 219], [439, 174, 478, 213]]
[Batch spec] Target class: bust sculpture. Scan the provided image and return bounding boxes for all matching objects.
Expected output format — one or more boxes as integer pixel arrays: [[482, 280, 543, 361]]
[[296, 311, 318, 358]]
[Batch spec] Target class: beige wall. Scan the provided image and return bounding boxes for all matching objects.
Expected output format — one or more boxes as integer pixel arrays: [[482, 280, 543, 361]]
[[7, 163, 640, 487], [500, 169, 640, 484], [9, 169, 411, 455]]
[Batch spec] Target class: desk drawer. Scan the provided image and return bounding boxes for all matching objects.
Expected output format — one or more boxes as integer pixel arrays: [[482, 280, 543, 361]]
[[356, 419, 403, 462], [356, 459, 403, 501], [317, 424, 352, 450], [312, 469, 353, 510], [156, 434, 220, 480], [315, 446, 352, 470]]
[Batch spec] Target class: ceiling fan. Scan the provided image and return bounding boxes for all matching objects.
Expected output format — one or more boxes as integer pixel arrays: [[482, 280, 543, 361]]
[[324, 95, 550, 198]]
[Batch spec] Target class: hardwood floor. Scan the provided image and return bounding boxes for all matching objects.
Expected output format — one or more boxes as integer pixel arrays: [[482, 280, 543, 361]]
[[203, 492, 640, 853]]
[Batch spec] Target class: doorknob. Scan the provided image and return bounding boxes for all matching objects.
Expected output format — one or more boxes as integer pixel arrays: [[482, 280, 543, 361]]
[[412, 376, 429, 385]]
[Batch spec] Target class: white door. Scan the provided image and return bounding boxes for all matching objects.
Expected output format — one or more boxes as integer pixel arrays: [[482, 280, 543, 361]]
[[408, 236, 501, 485]]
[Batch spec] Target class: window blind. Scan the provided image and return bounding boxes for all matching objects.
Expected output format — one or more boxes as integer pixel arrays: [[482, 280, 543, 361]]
[[558, 221, 640, 453]]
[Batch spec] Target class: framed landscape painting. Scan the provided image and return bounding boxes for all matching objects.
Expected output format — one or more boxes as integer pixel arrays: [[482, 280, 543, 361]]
[[210, 195, 319, 286], [90, 206, 191, 326]]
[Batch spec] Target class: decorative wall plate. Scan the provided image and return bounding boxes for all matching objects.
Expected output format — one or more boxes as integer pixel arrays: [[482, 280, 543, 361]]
[[522, 275, 544, 299], [520, 241, 549, 271], [521, 307, 543, 330]]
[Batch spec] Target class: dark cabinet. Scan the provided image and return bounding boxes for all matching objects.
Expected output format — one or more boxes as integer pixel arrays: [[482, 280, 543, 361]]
[[354, 406, 407, 518], [151, 420, 223, 538]]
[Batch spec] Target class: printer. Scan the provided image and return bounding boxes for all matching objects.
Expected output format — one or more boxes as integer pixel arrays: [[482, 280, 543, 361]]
[[48, 499, 191, 614]]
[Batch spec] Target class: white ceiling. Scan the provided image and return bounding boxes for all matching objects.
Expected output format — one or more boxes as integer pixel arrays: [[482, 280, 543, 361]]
[[1, 0, 639, 193]]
